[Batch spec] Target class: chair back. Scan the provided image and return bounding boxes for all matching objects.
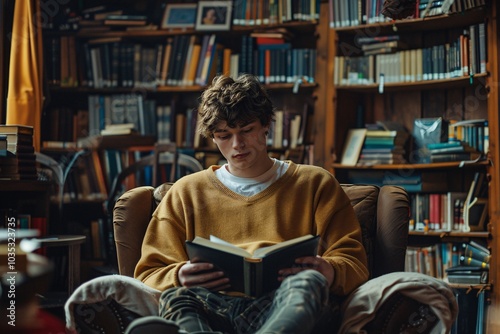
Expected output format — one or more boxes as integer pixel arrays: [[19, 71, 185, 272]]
[[113, 183, 409, 278], [106, 150, 202, 215]]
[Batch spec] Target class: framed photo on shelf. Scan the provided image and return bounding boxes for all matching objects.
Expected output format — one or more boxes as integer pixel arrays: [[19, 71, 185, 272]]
[[195, 1, 232, 31], [161, 3, 197, 29], [340, 128, 367, 166]]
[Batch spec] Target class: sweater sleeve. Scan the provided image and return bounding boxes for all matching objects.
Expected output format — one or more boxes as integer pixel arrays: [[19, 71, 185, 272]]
[[315, 174, 369, 296]]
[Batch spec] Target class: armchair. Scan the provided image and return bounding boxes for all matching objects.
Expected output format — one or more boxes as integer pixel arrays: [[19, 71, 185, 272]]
[[65, 183, 458, 334]]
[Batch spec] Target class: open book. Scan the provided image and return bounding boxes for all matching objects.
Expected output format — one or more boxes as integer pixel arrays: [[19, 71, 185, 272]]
[[185, 234, 320, 297]]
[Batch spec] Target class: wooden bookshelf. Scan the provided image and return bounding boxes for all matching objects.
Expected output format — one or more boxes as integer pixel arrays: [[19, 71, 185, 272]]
[[326, 1, 500, 331], [29, 0, 322, 270]]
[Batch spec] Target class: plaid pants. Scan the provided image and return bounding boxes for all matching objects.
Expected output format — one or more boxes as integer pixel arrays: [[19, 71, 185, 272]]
[[159, 270, 341, 334]]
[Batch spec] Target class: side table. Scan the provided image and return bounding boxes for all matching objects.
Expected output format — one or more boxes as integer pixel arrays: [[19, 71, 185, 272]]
[[34, 235, 86, 296]]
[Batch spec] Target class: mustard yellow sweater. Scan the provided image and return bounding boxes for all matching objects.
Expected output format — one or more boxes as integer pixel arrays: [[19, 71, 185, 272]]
[[135, 162, 369, 296]]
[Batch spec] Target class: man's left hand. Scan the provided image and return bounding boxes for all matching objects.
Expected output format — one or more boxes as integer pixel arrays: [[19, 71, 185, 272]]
[[278, 255, 334, 287]]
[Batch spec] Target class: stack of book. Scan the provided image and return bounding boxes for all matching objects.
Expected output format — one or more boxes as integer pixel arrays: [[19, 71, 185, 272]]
[[425, 141, 482, 163], [100, 123, 138, 136], [357, 129, 409, 166], [357, 35, 408, 56], [0, 125, 37, 180], [446, 241, 490, 284]]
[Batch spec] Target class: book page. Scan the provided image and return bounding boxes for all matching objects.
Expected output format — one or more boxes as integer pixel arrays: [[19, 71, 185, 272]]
[[209, 235, 236, 247], [253, 234, 315, 258], [192, 236, 252, 258]]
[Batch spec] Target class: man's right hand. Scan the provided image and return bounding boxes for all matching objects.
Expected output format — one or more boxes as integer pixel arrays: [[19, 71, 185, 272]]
[[178, 261, 231, 291]]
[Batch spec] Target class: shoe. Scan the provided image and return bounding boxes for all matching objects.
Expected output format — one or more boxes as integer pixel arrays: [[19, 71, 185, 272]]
[[125, 316, 180, 334]]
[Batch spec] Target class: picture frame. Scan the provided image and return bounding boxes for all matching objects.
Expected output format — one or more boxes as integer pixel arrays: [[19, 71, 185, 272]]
[[195, 1, 232, 31], [161, 3, 197, 29], [340, 128, 367, 166]]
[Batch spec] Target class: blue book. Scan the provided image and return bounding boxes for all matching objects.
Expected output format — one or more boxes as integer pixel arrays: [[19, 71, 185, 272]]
[[426, 141, 462, 150], [257, 43, 292, 51]]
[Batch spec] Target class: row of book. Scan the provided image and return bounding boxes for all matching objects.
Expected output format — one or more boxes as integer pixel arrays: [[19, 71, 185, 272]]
[[346, 169, 449, 192], [413, 117, 487, 163], [407, 241, 490, 332], [45, 0, 321, 32], [409, 171, 487, 231], [43, 91, 313, 153], [451, 287, 486, 334], [417, 0, 486, 18], [0, 210, 47, 235], [448, 119, 489, 155], [87, 94, 156, 138], [340, 119, 489, 167], [49, 147, 152, 202], [334, 23, 486, 85], [405, 241, 489, 283], [413, 123, 487, 164], [45, 32, 317, 89], [0, 125, 37, 180], [232, 0, 321, 26], [328, 0, 485, 28]]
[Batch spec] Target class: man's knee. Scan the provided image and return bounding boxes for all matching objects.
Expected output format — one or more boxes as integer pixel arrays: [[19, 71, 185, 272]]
[[284, 270, 329, 290], [276, 270, 329, 303], [160, 286, 209, 311]]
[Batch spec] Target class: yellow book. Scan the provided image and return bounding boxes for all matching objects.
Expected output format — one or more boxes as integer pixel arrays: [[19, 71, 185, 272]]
[[181, 35, 197, 86], [187, 44, 202, 86], [160, 38, 173, 86], [223, 48, 232, 76]]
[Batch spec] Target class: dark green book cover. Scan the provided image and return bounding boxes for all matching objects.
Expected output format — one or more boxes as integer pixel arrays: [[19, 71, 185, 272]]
[[186, 235, 320, 297]]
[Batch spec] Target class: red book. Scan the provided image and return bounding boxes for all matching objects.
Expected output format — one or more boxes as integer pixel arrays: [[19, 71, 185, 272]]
[[255, 37, 285, 45]]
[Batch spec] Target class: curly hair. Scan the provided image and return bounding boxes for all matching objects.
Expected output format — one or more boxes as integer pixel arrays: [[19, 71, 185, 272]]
[[197, 74, 275, 138]]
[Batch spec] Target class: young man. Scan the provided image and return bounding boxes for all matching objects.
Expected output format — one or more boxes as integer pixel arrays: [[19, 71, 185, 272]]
[[128, 74, 369, 334]]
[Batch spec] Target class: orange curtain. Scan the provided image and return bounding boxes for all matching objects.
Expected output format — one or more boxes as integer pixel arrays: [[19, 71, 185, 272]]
[[6, 0, 43, 151]]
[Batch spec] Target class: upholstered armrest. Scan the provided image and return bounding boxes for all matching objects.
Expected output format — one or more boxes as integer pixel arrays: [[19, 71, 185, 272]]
[[65, 275, 161, 334], [373, 186, 410, 277], [113, 183, 174, 277], [113, 186, 156, 277], [339, 272, 458, 334]]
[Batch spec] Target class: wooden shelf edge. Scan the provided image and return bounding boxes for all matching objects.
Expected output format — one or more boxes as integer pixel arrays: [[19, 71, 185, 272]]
[[444, 281, 492, 291], [335, 73, 488, 93], [332, 6, 487, 33], [332, 159, 490, 170], [409, 230, 490, 239], [0, 180, 51, 192], [77, 135, 157, 150], [48, 82, 318, 94], [44, 21, 319, 38]]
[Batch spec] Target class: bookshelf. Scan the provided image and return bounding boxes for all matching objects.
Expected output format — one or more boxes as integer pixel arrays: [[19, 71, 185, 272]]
[[325, 1, 499, 331], [41, 4, 319, 153], [34, 0, 322, 272]]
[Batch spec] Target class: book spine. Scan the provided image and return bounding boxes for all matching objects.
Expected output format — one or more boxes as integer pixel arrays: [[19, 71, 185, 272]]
[[460, 255, 489, 269], [463, 243, 491, 263], [243, 260, 254, 297]]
